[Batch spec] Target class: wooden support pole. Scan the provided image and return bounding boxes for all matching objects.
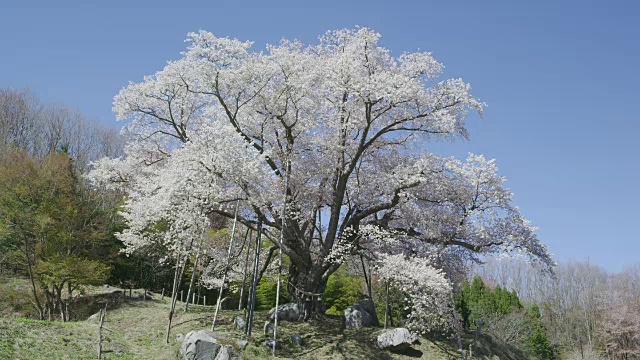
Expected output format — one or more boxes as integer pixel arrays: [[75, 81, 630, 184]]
[[384, 280, 390, 329], [212, 201, 240, 331], [165, 240, 189, 344], [273, 161, 290, 356], [238, 229, 253, 310], [246, 219, 262, 337], [97, 307, 106, 359], [184, 234, 205, 312]]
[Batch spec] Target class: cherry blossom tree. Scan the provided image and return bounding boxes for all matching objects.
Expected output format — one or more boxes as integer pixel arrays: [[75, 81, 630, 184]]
[[376, 253, 451, 333], [88, 27, 551, 320]]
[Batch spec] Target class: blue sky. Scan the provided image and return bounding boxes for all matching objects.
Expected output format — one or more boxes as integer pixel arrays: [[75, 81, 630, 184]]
[[2, 0, 639, 271]]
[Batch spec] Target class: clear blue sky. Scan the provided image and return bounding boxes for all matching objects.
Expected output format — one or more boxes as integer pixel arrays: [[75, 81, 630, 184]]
[[2, 0, 639, 271]]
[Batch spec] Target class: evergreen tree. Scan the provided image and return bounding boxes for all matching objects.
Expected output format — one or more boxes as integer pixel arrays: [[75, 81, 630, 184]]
[[456, 276, 553, 359]]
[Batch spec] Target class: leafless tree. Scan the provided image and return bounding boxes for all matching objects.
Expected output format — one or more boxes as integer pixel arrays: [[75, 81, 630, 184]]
[[0, 88, 123, 171]]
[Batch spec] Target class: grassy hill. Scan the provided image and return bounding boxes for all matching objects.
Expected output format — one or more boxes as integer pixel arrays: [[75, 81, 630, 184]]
[[0, 276, 527, 359]]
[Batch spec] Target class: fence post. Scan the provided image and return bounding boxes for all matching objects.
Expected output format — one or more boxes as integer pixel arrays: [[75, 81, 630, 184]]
[[161, 288, 165, 300], [181, 290, 183, 303], [192, 293, 195, 305], [204, 296, 206, 306], [97, 307, 106, 359]]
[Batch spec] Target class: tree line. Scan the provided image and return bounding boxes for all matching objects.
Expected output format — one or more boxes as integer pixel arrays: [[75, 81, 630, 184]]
[[0, 88, 122, 170], [0, 88, 126, 320], [471, 257, 640, 359]]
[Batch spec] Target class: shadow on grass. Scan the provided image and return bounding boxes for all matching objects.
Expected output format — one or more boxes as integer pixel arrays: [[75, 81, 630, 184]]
[[389, 347, 423, 358], [253, 314, 398, 359], [466, 333, 529, 360]]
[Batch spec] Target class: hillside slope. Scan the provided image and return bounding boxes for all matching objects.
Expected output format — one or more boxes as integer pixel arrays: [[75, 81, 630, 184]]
[[0, 279, 526, 359]]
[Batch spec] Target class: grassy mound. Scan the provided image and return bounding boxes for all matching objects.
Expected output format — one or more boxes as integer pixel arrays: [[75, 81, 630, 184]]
[[0, 276, 527, 359]]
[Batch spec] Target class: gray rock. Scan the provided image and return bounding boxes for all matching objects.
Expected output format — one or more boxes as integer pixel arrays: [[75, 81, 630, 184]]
[[214, 345, 235, 360], [264, 339, 281, 350], [86, 312, 101, 323], [376, 328, 417, 350], [267, 303, 301, 322], [263, 321, 274, 336], [290, 335, 304, 346], [179, 330, 221, 360], [233, 316, 246, 331], [344, 298, 380, 329], [176, 333, 184, 342], [236, 340, 248, 350]]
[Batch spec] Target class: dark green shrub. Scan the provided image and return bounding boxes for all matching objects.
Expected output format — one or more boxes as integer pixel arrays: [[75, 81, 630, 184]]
[[255, 275, 290, 310], [324, 268, 363, 315]]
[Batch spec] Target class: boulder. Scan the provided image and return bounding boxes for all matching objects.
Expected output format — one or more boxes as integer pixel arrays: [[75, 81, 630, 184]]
[[267, 303, 301, 322], [236, 340, 248, 350], [86, 312, 101, 323], [291, 335, 304, 346], [344, 299, 380, 329], [179, 330, 221, 360], [376, 328, 417, 351], [264, 339, 282, 350], [263, 321, 274, 336], [214, 345, 236, 360], [233, 316, 246, 331]]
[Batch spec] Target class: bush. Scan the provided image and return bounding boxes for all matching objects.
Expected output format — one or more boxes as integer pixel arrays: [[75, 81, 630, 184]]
[[324, 268, 363, 315], [526, 305, 554, 360], [0, 276, 42, 318], [456, 277, 554, 359], [255, 275, 290, 310]]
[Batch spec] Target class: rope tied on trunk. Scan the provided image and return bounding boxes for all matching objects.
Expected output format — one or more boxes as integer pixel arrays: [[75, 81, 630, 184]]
[[287, 281, 324, 301]]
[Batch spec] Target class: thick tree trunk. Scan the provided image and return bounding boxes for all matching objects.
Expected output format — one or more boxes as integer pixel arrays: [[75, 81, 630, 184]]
[[287, 264, 328, 320], [360, 255, 372, 299]]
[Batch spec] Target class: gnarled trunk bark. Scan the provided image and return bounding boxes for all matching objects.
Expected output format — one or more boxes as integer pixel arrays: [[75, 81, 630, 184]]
[[287, 264, 328, 320]]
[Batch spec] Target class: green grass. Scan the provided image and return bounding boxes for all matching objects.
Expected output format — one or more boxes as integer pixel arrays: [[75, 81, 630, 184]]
[[0, 275, 42, 319], [0, 276, 528, 359], [0, 317, 95, 359]]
